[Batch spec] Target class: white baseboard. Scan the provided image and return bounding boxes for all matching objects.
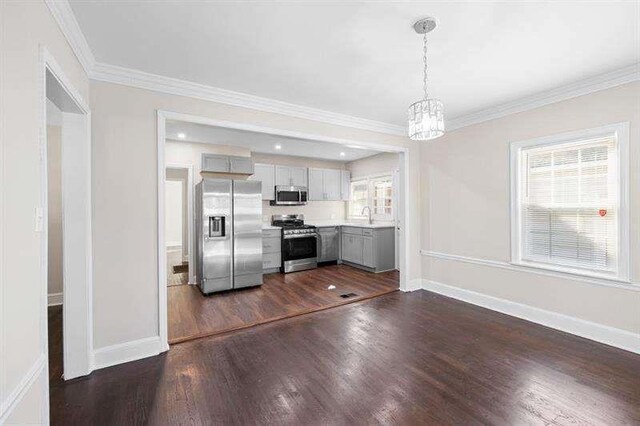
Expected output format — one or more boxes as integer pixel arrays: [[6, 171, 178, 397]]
[[402, 278, 424, 292], [47, 292, 63, 306], [0, 353, 46, 424], [421, 279, 640, 355], [92, 336, 163, 371]]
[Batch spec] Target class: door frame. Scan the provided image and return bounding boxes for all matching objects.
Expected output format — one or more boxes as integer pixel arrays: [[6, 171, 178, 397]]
[[39, 47, 93, 388], [165, 163, 195, 285], [156, 110, 411, 350]]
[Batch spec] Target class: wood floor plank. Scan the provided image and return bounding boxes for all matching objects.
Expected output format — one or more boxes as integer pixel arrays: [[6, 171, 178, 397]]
[[168, 264, 399, 343], [50, 290, 640, 425]]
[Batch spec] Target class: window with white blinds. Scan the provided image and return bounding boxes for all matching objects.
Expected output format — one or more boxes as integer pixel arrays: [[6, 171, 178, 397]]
[[511, 124, 629, 280]]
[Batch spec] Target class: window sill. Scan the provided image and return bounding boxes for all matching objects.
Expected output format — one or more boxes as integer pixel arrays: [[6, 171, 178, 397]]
[[510, 259, 630, 283]]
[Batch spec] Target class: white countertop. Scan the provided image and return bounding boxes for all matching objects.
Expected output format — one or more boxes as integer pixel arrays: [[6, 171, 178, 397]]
[[306, 221, 396, 229], [261, 224, 280, 230]]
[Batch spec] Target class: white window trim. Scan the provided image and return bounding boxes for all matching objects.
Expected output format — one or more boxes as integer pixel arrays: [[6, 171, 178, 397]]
[[348, 172, 395, 221], [509, 122, 630, 282]]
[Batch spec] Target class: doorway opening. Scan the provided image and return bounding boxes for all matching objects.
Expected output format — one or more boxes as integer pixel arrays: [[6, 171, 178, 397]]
[[157, 112, 409, 347], [165, 165, 193, 287], [41, 49, 93, 398]]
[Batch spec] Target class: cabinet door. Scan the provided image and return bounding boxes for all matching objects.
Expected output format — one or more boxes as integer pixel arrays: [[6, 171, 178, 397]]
[[201, 154, 229, 173], [307, 168, 324, 201], [323, 169, 341, 200], [341, 170, 351, 201], [275, 166, 291, 186], [362, 236, 375, 267], [341, 233, 363, 264], [249, 164, 275, 200], [289, 167, 307, 187], [229, 156, 254, 174]]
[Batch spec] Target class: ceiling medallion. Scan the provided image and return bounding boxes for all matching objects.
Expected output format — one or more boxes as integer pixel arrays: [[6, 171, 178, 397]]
[[407, 17, 444, 141]]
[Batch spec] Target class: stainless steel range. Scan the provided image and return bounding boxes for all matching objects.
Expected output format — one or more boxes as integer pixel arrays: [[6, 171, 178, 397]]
[[271, 214, 317, 273]]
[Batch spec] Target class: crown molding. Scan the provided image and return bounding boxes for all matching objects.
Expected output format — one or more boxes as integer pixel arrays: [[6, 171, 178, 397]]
[[46, 0, 639, 136], [447, 63, 640, 131], [91, 62, 406, 136], [44, 0, 96, 75]]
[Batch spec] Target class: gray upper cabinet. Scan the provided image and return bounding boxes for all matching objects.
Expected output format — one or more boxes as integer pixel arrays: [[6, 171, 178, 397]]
[[341, 170, 351, 201], [275, 165, 307, 187], [230, 156, 254, 174], [201, 154, 230, 173], [202, 154, 254, 175], [323, 169, 341, 200], [308, 168, 342, 201], [249, 163, 275, 200], [308, 168, 324, 200]]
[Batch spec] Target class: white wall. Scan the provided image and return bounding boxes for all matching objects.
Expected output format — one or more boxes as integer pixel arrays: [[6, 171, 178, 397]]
[[47, 125, 64, 300], [346, 152, 399, 179], [91, 80, 421, 352], [164, 180, 183, 247], [0, 1, 90, 423], [421, 82, 640, 336]]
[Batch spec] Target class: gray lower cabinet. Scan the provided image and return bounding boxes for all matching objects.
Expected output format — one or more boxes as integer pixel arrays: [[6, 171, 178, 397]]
[[262, 229, 281, 272], [317, 226, 340, 262], [340, 226, 394, 272]]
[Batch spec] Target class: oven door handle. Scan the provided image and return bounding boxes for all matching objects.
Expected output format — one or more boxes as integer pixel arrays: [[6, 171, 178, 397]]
[[283, 234, 318, 240]]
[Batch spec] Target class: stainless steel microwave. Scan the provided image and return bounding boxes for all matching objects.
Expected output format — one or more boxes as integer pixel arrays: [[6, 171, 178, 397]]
[[270, 186, 308, 206]]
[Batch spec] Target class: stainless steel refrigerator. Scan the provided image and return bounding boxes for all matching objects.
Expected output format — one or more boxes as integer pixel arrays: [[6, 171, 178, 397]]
[[195, 178, 263, 294]]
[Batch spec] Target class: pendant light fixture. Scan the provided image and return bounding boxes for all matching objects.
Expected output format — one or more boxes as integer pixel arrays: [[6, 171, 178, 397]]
[[407, 17, 444, 141]]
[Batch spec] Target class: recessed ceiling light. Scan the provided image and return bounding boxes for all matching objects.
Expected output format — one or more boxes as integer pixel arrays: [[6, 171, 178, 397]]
[[346, 144, 366, 150], [339, 152, 346, 157], [177, 132, 186, 139], [275, 144, 282, 150]]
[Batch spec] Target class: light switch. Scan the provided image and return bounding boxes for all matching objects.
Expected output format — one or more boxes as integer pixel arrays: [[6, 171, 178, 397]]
[[35, 207, 44, 232]]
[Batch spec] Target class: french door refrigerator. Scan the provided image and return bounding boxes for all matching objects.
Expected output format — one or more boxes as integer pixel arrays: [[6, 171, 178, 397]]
[[195, 178, 263, 294]]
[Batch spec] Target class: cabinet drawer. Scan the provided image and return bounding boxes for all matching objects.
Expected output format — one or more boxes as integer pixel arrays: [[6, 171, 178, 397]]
[[342, 226, 363, 235], [262, 229, 281, 238], [262, 237, 281, 254], [362, 229, 374, 237], [262, 252, 281, 269]]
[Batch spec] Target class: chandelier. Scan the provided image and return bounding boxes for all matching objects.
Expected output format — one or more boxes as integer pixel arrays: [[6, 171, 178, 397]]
[[408, 17, 444, 141]]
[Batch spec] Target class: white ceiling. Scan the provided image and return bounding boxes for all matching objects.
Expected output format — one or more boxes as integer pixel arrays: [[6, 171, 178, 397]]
[[166, 120, 384, 162], [70, 2, 639, 126]]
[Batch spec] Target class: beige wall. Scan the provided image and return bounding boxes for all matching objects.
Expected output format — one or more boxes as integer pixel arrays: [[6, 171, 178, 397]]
[[0, 1, 90, 423], [421, 82, 640, 334], [91, 81, 421, 351], [346, 152, 400, 179], [47, 125, 64, 298]]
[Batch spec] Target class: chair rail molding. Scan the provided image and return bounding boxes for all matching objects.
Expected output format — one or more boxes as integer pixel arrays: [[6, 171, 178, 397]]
[[421, 250, 639, 292]]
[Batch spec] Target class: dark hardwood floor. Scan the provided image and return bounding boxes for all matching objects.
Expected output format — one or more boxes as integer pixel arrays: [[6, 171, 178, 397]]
[[50, 290, 640, 425], [168, 264, 399, 343], [47, 305, 63, 385]]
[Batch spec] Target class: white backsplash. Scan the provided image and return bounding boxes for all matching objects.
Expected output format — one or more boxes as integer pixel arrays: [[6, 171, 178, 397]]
[[262, 201, 346, 223]]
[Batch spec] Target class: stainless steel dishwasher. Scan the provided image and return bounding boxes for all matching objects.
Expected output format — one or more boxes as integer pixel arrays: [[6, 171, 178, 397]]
[[316, 226, 340, 263]]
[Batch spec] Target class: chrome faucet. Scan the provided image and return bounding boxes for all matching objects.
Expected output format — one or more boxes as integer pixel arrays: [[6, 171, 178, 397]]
[[361, 206, 372, 225]]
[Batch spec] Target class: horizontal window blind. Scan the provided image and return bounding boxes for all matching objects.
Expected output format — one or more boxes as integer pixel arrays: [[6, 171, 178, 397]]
[[520, 135, 618, 273]]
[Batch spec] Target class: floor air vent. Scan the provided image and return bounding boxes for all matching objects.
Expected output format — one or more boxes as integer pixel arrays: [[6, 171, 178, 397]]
[[340, 293, 358, 299]]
